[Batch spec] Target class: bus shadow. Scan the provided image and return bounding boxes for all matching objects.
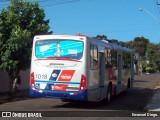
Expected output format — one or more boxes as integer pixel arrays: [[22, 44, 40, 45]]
[[134, 80, 149, 83], [52, 88, 155, 112]]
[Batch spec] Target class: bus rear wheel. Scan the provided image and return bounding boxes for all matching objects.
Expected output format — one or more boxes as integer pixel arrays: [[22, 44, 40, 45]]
[[106, 84, 112, 103], [61, 99, 70, 102], [127, 78, 131, 88], [61, 99, 75, 103]]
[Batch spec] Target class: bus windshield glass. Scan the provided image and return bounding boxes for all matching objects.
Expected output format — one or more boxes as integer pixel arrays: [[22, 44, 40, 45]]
[[35, 39, 84, 60]]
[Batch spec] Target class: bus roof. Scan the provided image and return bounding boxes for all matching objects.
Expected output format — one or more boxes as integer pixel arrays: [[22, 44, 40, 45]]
[[34, 34, 134, 53], [87, 36, 134, 53]]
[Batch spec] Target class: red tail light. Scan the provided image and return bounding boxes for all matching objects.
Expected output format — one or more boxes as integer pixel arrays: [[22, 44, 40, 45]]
[[30, 72, 35, 88], [79, 74, 86, 90]]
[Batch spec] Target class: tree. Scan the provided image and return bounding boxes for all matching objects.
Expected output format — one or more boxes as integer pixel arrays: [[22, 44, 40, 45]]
[[95, 35, 107, 40], [147, 43, 160, 71], [108, 39, 118, 44], [125, 41, 133, 48], [0, 0, 52, 91], [130, 36, 149, 59]]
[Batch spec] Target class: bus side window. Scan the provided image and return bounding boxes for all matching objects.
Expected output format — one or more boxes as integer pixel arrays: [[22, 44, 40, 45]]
[[111, 50, 117, 69], [123, 52, 131, 69], [123, 53, 126, 68], [127, 54, 131, 68], [105, 49, 112, 68], [90, 45, 98, 70]]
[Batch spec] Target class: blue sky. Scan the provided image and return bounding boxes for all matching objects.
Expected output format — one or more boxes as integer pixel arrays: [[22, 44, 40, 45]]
[[1, 0, 160, 43]]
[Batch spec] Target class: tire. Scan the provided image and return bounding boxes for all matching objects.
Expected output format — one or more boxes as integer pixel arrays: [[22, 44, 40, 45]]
[[61, 99, 75, 103], [127, 78, 131, 88], [61, 99, 68, 102], [106, 84, 112, 103]]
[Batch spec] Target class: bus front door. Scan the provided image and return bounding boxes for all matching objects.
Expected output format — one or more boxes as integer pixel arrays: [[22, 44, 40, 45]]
[[98, 52, 106, 100], [117, 54, 122, 93]]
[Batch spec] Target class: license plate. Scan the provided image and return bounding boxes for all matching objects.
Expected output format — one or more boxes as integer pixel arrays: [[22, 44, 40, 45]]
[[51, 85, 67, 91]]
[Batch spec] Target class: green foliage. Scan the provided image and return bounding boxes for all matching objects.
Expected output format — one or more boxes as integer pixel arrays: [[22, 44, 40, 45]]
[[95, 35, 107, 40], [145, 66, 152, 73], [108, 39, 119, 44], [0, 0, 52, 76], [95, 35, 124, 46], [130, 37, 149, 58], [147, 43, 160, 71]]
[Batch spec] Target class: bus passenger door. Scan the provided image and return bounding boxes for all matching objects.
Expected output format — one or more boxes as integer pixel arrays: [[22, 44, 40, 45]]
[[98, 53, 106, 100], [117, 54, 122, 93]]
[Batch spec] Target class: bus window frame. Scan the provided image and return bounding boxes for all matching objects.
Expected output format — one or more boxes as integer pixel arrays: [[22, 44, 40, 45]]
[[111, 50, 117, 69], [34, 39, 84, 60], [122, 52, 131, 69], [105, 48, 112, 68], [90, 44, 98, 70]]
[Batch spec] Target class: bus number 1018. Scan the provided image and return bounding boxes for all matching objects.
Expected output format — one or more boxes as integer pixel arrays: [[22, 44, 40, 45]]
[[35, 74, 47, 80]]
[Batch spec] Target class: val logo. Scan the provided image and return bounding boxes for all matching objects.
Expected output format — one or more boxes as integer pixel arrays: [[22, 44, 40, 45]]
[[49, 70, 61, 81], [52, 73, 58, 78]]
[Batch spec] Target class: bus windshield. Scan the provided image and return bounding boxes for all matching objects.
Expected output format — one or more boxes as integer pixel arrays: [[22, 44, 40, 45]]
[[35, 39, 84, 60]]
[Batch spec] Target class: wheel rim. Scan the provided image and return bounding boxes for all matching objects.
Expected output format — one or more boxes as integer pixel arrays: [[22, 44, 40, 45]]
[[107, 89, 111, 102]]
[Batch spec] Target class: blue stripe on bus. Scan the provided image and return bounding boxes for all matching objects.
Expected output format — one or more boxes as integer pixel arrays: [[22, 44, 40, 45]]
[[49, 69, 61, 81], [35, 80, 80, 84]]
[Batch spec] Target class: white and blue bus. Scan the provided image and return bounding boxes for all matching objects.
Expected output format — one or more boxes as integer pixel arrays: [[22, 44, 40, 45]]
[[29, 34, 135, 102]]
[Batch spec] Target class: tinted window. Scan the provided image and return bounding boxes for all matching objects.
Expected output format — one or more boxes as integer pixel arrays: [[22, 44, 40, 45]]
[[90, 45, 98, 69], [35, 40, 83, 60]]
